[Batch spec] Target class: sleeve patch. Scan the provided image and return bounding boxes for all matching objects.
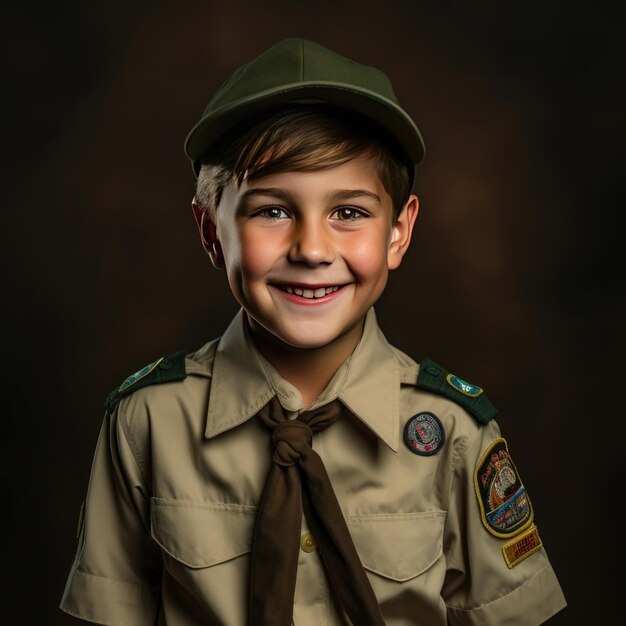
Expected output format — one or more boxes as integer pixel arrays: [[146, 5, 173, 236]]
[[474, 438, 534, 538], [502, 525, 543, 568]]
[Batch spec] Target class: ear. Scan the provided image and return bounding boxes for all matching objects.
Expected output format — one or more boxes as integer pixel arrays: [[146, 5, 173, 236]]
[[387, 195, 419, 270], [191, 199, 225, 270]]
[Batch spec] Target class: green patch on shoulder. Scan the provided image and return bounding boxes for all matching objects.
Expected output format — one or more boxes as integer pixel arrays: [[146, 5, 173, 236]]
[[416, 358, 497, 424], [118, 357, 164, 392], [105, 351, 187, 413], [446, 373, 483, 397]]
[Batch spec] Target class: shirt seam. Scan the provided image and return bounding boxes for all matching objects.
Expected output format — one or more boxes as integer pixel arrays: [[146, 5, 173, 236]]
[[257, 353, 291, 407], [117, 405, 151, 492], [73, 566, 160, 592], [445, 563, 552, 612], [59, 605, 126, 626], [392, 359, 400, 447], [444, 427, 475, 514], [443, 422, 479, 568]]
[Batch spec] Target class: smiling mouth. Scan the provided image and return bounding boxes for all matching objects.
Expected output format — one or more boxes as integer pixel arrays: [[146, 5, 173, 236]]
[[276, 285, 343, 299]]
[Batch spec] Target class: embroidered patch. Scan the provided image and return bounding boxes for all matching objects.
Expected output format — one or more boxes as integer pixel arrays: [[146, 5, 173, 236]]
[[118, 357, 164, 392], [446, 373, 483, 397], [403, 412, 445, 456], [502, 525, 543, 568], [474, 438, 533, 537]]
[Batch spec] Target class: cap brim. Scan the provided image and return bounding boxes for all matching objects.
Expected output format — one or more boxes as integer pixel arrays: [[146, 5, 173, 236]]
[[184, 81, 425, 176]]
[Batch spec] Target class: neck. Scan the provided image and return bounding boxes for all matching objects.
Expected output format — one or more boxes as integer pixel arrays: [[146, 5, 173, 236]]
[[247, 318, 365, 409]]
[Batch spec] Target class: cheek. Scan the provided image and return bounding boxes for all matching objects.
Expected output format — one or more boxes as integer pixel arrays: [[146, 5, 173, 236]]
[[237, 231, 277, 278], [345, 236, 389, 280]]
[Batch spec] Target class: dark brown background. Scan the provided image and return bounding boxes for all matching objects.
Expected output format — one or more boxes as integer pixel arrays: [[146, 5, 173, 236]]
[[3, 1, 623, 624]]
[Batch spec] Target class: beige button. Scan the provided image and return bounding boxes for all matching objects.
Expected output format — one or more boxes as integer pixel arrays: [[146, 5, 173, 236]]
[[300, 532, 317, 553]]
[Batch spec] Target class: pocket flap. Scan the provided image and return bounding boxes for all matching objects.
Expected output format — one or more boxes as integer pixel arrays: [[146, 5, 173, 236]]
[[346, 511, 446, 582], [150, 498, 257, 568]]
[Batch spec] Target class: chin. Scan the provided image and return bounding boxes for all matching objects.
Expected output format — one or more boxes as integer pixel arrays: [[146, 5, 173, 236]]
[[259, 318, 347, 350], [272, 329, 339, 350]]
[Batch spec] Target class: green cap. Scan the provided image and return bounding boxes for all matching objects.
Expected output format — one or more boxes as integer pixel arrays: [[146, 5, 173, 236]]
[[184, 38, 425, 184]]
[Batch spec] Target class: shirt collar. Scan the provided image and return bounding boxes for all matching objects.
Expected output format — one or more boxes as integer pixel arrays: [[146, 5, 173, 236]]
[[204, 308, 403, 451]]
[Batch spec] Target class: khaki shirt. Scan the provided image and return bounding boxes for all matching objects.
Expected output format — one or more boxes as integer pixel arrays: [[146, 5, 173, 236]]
[[60, 308, 566, 625]]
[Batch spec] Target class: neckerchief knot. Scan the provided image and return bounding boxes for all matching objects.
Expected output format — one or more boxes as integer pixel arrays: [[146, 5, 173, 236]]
[[272, 420, 312, 467]]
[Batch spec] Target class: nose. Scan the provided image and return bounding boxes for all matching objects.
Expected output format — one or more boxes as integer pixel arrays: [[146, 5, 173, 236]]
[[287, 219, 335, 266]]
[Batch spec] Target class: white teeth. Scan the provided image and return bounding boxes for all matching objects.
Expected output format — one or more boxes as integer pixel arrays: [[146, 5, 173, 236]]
[[280, 285, 341, 298]]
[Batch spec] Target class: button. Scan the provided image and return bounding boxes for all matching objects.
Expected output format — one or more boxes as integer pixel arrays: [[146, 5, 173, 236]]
[[426, 365, 440, 376], [300, 532, 317, 553]]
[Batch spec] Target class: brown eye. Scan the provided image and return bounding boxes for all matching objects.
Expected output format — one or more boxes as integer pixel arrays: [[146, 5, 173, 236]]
[[257, 206, 289, 219], [332, 206, 366, 221]]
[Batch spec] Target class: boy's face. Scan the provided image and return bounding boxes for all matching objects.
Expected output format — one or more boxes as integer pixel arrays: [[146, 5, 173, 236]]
[[193, 154, 418, 351]]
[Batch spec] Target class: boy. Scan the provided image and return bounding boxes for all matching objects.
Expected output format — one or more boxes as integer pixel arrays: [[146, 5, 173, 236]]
[[60, 38, 566, 625]]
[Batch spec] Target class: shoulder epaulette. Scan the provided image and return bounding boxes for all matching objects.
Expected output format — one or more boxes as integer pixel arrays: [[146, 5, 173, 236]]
[[105, 351, 187, 413], [416, 357, 497, 425]]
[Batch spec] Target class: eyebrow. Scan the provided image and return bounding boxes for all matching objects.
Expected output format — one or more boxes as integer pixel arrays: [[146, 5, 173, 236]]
[[240, 187, 381, 204]]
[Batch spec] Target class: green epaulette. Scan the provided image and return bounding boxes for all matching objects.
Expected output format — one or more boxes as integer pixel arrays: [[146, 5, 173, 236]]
[[105, 351, 187, 413], [416, 357, 497, 425]]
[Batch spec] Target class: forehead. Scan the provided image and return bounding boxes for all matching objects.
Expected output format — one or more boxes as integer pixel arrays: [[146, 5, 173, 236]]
[[238, 155, 390, 202]]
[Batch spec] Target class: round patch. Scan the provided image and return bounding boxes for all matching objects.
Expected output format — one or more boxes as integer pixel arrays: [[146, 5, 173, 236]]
[[446, 373, 483, 397], [403, 412, 445, 456]]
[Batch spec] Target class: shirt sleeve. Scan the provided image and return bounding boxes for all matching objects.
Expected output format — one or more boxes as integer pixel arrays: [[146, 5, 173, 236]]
[[60, 404, 163, 626], [442, 419, 567, 626]]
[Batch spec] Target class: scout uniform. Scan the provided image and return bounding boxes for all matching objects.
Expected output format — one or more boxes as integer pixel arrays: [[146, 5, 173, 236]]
[[60, 308, 566, 624], [61, 38, 566, 624]]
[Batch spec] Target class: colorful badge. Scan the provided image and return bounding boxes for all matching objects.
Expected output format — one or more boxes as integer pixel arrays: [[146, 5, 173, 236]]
[[403, 412, 445, 456], [474, 438, 533, 537], [446, 373, 483, 397], [118, 357, 164, 392]]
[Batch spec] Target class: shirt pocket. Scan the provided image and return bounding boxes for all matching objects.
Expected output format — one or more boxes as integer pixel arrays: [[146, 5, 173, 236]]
[[345, 510, 446, 582], [150, 497, 257, 568]]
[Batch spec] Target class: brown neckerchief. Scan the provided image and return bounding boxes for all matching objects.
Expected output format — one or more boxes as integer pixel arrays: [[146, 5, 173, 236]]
[[249, 395, 385, 625]]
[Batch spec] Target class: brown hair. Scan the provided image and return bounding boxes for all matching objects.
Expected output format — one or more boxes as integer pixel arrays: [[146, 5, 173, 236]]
[[194, 105, 412, 221]]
